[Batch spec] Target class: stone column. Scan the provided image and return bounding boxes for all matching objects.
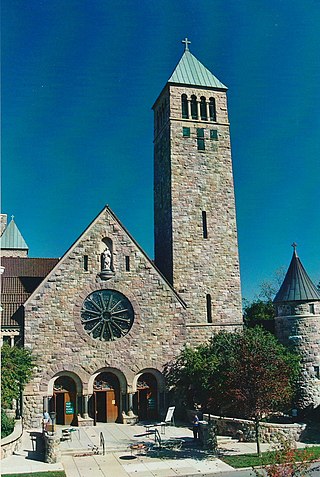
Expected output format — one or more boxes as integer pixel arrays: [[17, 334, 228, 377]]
[[187, 100, 191, 119], [128, 393, 134, 411], [43, 396, 49, 413], [10, 335, 15, 347], [83, 395, 89, 419]]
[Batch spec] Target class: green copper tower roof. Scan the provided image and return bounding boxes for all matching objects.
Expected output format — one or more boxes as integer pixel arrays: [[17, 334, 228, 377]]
[[0, 217, 29, 250], [273, 244, 320, 303], [168, 38, 227, 90]]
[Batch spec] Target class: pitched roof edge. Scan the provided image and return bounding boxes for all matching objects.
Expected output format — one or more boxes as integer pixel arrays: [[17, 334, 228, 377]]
[[24, 205, 187, 309]]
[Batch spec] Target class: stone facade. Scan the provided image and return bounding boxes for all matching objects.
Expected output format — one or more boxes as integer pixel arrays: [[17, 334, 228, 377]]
[[153, 83, 242, 340], [23, 207, 188, 427], [22, 48, 243, 427], [275, 303, 320, 409]]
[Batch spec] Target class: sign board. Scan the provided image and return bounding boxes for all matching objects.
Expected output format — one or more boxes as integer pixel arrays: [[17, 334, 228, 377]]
[[65, 401, 74, 415], [164, 406, 175, 423]]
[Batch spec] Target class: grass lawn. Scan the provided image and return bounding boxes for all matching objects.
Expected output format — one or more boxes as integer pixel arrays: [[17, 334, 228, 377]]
[[221, 446, 320, 468], [2, 472, 66, 477]]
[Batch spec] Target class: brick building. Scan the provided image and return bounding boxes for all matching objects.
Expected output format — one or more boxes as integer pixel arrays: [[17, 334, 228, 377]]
[[1, 43, 243, 428]]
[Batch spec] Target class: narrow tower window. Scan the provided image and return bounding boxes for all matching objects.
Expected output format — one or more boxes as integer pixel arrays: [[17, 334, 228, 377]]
[[202, 211, 208, 238], [209, 97, 216, 121], [197, 128, 205, 151], [125, 256, 130, 271], [309, 304, 315, 314], [200, 97, 207, 120], [83, 255, 88, 271], [191, 95, 198, 120], [206, 294, 212, 323], [182, 127, 190, 137], [181, 94, 189, 119]]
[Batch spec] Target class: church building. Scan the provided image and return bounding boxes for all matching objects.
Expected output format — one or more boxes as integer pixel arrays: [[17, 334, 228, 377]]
[[2, 41, 244, 428]]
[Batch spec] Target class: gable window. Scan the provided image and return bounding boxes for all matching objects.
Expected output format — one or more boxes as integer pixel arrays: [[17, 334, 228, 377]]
[[209, 97, 216, 121], [183, 127, 190, 137], [197, 128, 205, 150], [191, 95, 198, 120], [206, 294, 212, 323], [125, 256, 130, 271], [210, 129, 218, 140], [83, 255, 88, 271], [181, 94, 189, 119], [200, 97, 207, 120], [202, 211, 208, 238]]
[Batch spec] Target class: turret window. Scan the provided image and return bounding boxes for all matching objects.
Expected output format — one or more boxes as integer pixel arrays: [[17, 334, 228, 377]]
[[209, 97, 216, 121], [191, 95, 198, 120], [309, 304, 315, 314], [181, 94, 189, 119], [200, 97, 207, 120], [206, 294, 212, 323]]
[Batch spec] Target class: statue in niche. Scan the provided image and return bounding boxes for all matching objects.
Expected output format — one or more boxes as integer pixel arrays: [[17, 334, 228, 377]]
[[102, 246, 112, 271]]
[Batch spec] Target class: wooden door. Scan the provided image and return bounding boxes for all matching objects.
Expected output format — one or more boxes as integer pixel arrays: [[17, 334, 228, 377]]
[[106, 389, 118, 422], [64, 391, 75, 425]]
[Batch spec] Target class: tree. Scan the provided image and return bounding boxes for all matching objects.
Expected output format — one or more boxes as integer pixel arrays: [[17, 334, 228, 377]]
[[1, 344, 35, 410], [243, 299, 275, 331], [165, 328, 300, 456]]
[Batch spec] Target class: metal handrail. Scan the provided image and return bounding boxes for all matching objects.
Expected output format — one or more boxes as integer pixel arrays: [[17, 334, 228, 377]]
[[100, 431, 105, 455]]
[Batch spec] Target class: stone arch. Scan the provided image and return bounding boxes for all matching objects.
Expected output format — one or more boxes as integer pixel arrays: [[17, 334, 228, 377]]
[[47, 370, 84, 396], [132, 367, 165, 393], [88, 366, 128, 395]]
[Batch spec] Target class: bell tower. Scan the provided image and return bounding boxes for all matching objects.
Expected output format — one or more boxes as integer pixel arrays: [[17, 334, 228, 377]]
[[153, 40, 242, 336]]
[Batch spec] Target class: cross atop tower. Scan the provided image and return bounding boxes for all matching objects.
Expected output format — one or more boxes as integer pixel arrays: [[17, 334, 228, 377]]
[[292, 242, 298, 254], [182, 37, 191, 51]]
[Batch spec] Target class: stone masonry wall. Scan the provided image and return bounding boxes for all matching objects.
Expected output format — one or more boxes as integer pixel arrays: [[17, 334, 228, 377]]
[[275, 309, 320, 408], [23, 207, 188, 427]]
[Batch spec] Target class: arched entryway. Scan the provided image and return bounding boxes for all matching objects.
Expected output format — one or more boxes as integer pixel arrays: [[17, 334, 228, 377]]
[[51, 375, 77, 426], [89, 372, 120, 423], [134, 373, 159, 420]]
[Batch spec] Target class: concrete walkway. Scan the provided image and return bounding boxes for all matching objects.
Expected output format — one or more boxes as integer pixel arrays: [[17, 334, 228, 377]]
[[0, 422, 314, 477]]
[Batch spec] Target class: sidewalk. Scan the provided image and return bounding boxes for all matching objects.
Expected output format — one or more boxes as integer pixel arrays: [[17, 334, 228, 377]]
[[0, 422, 313, 477]]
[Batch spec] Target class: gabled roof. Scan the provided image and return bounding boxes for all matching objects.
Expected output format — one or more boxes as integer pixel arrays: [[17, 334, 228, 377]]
[[0, 218, 29, 250], [168, 49, 227, 90], [1, 257, 59, 328], [274, 248, 320, 303]]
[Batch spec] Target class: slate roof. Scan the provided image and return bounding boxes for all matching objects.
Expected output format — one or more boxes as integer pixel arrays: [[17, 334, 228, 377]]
[[0, 218, 29, 250], [1, 257, 59, 328], [273, 250, 320, 303], [168, 49, 227, 89]]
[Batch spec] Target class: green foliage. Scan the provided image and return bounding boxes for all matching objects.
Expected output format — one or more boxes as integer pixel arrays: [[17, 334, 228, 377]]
[[243, 299, 275, 329], [253, 436, 318, 477], [1, 344, 35, 409], [2, 473, 66, 477], [165, 327, 300, 419], [1, 408, 15, 438], [221, 446, 320, 469]]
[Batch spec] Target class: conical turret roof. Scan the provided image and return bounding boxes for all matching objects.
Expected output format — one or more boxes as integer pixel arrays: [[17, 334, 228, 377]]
[[0, 217, 29, 250], [168, 47, 227, 90], [273, 246, 320, 303]]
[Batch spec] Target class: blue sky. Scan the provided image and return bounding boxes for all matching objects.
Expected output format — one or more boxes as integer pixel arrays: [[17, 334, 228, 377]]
[[2, 0, 320, 300]]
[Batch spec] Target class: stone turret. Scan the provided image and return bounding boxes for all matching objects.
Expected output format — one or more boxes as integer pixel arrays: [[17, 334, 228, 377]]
[[274, 244, 320, 410]]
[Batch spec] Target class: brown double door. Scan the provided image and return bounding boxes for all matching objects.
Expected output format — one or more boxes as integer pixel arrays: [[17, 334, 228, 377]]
[[92, 372, 120, 423], [94, 389, 118, 423]]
